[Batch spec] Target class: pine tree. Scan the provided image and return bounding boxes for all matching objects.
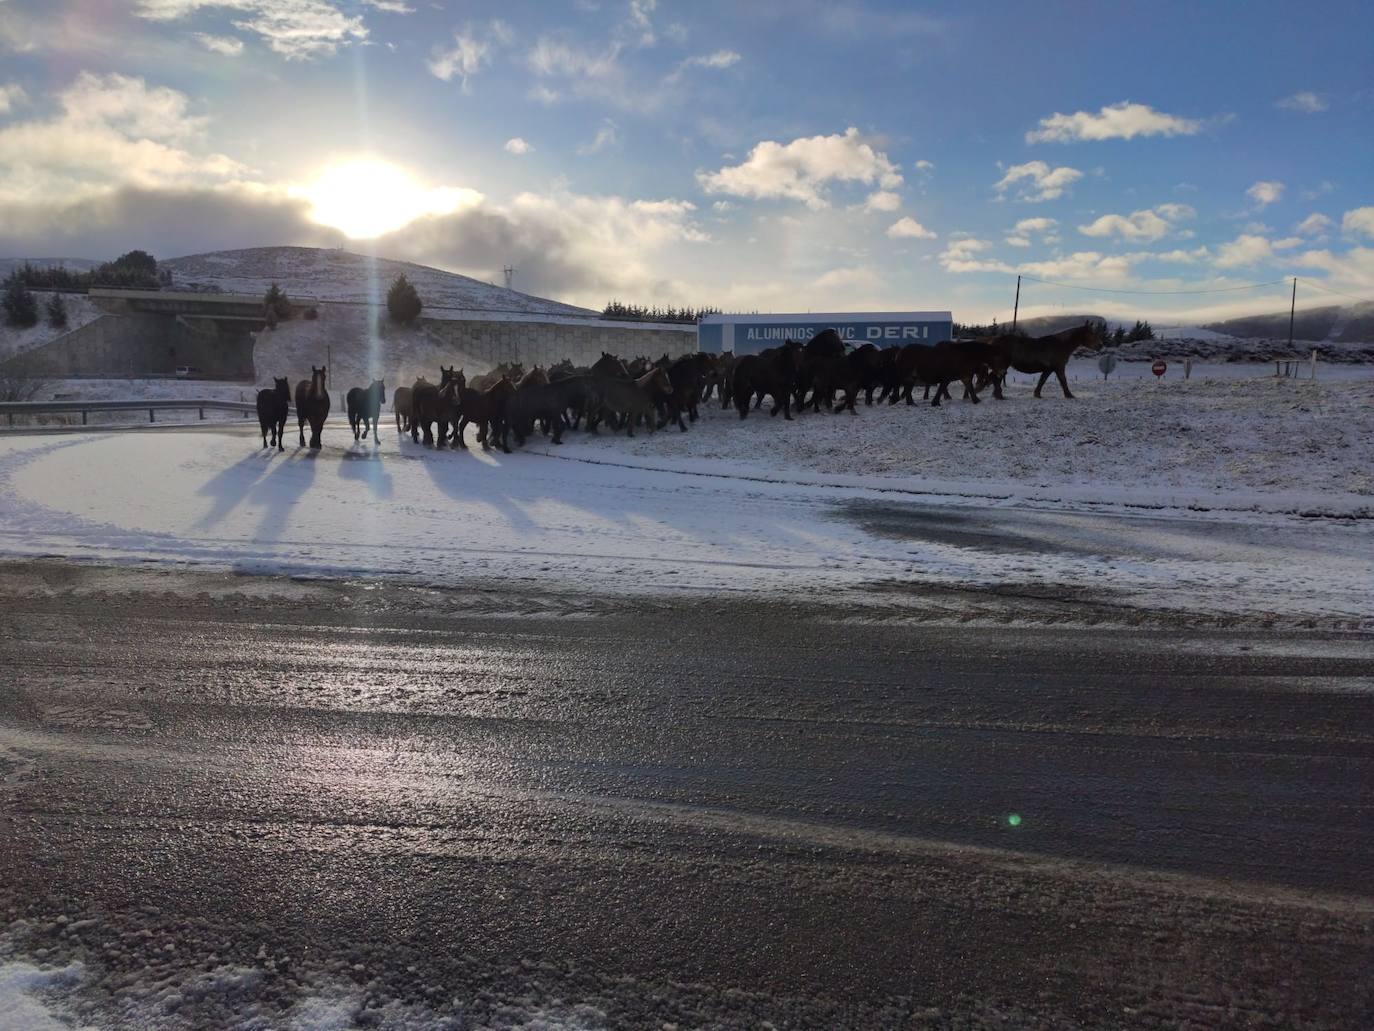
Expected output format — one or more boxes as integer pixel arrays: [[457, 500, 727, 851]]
[[386, 274, 423, 324], [3, 275, 38, 327], [263, 282, 292, 321], [46, 292, 68, 328]]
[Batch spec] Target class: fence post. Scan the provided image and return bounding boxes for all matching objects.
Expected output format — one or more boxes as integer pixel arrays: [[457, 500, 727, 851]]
[[149, 408, 155, 423], [199, 407, 205, 420], [81, 410, 87, 426]]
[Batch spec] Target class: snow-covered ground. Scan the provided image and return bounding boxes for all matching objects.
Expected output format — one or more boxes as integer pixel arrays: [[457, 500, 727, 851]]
[[0, 293, 103, 364], [2, 363, 1372, 625]]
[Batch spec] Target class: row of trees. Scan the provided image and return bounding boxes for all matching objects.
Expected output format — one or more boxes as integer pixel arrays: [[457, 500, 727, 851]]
[[953, 317, 1156, 344], [601, 301, 722, 324], [8, 250, 163, 292], [3, 276, 67, 328]]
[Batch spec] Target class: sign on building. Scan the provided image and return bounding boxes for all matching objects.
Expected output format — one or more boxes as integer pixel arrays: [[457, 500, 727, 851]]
[[697, 311, 955, 356]]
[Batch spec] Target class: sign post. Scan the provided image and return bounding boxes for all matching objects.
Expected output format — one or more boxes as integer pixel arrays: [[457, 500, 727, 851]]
[[1151, 359, 1167, 379], [1097, 353, 1118, 380]]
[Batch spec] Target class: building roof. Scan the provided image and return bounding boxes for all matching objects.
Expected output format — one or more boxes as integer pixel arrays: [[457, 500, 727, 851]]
[[699, 311, 952, 325]]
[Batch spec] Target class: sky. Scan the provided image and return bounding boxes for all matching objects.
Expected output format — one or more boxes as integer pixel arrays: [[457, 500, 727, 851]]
[[0, 0, 1371, 324]]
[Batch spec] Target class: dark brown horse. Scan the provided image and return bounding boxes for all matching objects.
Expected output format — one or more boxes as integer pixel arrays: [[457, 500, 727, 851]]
[[256, 376, 290, 451], [591, 352, 630, 378], [294, 366, 330, 449], [409, 367, 459, 447], [469, 362, 524, 392], [733, 341, 804, 420], [392, 385, 413, 432], [346, 379, 386, 441], [454, 377, 516, 452], [986, 321, 1103, 399]]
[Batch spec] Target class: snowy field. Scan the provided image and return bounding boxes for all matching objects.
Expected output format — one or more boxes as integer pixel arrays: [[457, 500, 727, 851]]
[[2, 362, 1372, 625]]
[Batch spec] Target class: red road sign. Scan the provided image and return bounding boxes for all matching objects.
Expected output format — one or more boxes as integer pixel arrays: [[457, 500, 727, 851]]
[[1152, 360, 1167, 377]]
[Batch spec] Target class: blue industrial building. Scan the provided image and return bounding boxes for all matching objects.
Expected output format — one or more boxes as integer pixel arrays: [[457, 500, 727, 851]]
[[697, 311, 954, 356]]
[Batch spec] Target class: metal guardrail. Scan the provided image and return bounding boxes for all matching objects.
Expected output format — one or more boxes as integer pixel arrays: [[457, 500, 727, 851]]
[[0, 399, 258, 427]]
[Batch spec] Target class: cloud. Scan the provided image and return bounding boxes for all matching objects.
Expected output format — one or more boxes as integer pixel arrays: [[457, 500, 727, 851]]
[[1078, 203, 1194, 242], [1295, 212, 1333, 236], [503, 137, 533, 156], [680, 50, 740, 70], [863, 190, 901, 212], [0, 72, 247, 206], [577, 121, 618, 155], [993, 160, 1082, 202], [1005, 216, 1058, 247], [1276, 91, 1327, 113], [914, 159, 934, 171], [938, 237, 1013, 274], [192, 32, 245, 55], [1020, 251, 1141, 283], [886, 216, 935, 240], [363, 0, 416, 12], [1292, 246, 1374, 293], [527, 37, 621, 79], [135, 1, 369, 60], [1214, 234, 1274, 268], [1026, 101, 1202, 143], [1246, 180, 1284, 207], [1341, 207, 1374, 239], [429, 25, 506, 90], [697, 127, 902, 209], [0, 83, 26, 114]]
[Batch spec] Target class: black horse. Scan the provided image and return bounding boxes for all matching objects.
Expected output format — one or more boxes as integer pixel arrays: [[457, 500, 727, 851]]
[[294, 365, 330, 449], [255, 377, 290, 451], [346, 379, 386, 441]]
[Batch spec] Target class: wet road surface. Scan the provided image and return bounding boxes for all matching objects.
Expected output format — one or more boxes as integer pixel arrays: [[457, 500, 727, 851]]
[[1, 561, 1372, 1028]]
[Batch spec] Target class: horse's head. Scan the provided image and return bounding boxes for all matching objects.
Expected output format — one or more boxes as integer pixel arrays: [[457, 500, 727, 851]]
[[454, 368, 466, 390], [439, 365, 456, 386], [373, 378, 386, 403], [1076, 319, 1105, 352], [311, 365, 326, 390], [274, 376, 289, 394]]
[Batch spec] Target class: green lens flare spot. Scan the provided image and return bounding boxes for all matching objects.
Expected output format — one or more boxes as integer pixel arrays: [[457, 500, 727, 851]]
[[1007, 813, 1022, 827]]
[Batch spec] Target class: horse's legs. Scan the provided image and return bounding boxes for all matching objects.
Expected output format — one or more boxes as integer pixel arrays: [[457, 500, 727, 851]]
[[964, 375, 980, 403], [454, 417, 468, 449], [298, 411, 306, 446], [1055, 366, 1074, 399], [1034, 370, 1052, 398]]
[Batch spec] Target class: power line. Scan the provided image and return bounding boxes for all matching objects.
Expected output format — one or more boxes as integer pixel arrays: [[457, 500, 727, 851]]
[[1017, 274, 1290, 296], [1298, 278, 1374, 304]]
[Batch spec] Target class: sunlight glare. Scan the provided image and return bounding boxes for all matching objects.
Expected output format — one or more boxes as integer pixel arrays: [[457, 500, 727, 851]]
[[297, 159, 481, 239]]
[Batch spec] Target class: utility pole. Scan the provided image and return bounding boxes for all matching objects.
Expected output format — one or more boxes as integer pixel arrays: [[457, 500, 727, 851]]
[[503, 266, 515, 291], [1011, 274, 1021, 332], [1287, 277, 1297, 354]]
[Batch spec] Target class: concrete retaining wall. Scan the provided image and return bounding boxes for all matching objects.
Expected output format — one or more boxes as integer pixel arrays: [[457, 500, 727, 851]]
[[420, 316, 696, 369], [2, 313, 255, 378]]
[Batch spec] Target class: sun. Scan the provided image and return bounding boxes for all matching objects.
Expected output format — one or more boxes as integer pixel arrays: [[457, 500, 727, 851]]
[[297, 159, 480, 239]]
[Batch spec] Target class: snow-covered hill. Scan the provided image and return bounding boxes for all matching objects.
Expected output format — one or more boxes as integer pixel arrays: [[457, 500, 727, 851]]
[[0, 292, 105, 363], [0, 257, 104, 277], [161, 247, 594, 316]]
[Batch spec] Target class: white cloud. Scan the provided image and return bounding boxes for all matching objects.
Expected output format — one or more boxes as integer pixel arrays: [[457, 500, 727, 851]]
[[914, 159, 934, 171], [1026, 101, 1202, 143], [1005, 216, 1058, 247], [503, 137, 533, 155], [578, 120, 618, 155], [886, 216, 936, 240], [527, 37, 621, 79], [429, 27, 496, 90], [711, 200, 734, 212], [1301, 180, 1335, 201], [938, 237, 1013, 274], [1272, 236, 1303, 250], [1078, 203, 1193, 242], [1341, 207, 1374, 239], [136, 1, 369, 60], [993, 160, 1083, 202], [863, 190, 901, 212], [1021, 251, 1140, 283], [1246, 180, 1284, 207], [1276, 91, 1327, 113], [1292, 246, 1374, 293], [1214, 234, 1274, 268], [0, 72, 248, 205], [697, 127, 902, 210], [680, 49, 740, 70], [1295, 212, 1333, 236], [0, 83, 26, 114]]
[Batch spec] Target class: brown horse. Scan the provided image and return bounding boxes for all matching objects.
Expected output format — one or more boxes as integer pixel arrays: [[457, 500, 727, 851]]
[[256, 376, 290, 451], [986, 321, 1103, 399], [733, 341, 804, 420], [410, 367, 459, 446], [392, 385, 413, 432], [591, 352, 630, 378], [294, 365, 330, 449], [454, 377, 516, 451], [346, 379, 386, 441], [469, 362, 524, 392], [590, 367, 668, 437]]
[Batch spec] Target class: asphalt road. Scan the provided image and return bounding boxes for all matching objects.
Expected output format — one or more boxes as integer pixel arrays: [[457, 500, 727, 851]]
[[1, 561, 1372, 1028]]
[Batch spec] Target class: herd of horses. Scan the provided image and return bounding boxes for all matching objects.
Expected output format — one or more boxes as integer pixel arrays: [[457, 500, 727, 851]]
[[254, 322, 1104, 452]]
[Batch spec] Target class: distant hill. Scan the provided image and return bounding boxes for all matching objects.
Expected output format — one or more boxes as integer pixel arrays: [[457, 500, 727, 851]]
[[161, 247, 594, 316], [1204, 302, 1374, 343]]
